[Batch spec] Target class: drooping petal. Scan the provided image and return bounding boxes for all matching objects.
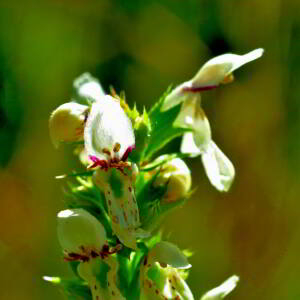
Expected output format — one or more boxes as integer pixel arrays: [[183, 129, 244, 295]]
[[200, 275, 239, 300], [49, 102, 88, 148], [148, 241, 191, 269], [57, 209, 107, 255], [181, 132, 201, 156], [175, 97, 212, 154], [201, 141, 235, 192], [192, 48, 264, 88], [84, 95, 135, 162]]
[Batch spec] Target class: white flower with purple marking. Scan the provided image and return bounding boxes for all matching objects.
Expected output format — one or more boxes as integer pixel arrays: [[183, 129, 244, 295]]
[[162, 48, 264, 111], [84, 95, 135, 169], [162, 49, 264, 192]]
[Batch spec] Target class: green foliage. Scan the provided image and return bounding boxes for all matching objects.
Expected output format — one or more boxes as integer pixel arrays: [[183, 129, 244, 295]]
[[144, 89, 191, 160]]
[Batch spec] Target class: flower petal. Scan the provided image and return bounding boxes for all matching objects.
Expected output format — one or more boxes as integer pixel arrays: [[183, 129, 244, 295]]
[[200, 275, 239, 300], [175, 97, 211, 154], [161, 82, 192, 111], [57, 209, 107, 255], [201, 141, 235, 192], [84, 95, 135, 161], [192, 48, 264, 88], [73, 72, 105, 103], [149, 241, 191, 269]]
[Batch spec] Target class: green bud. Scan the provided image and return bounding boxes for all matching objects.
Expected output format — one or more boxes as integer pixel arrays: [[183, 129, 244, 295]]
[[49, 102, 88, 148], [57, 209, 106, 255], [153, 156, 191, 203], [130, 109, 151, 163]]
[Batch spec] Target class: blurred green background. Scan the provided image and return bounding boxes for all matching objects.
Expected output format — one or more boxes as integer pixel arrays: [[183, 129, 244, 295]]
[[1, 0, 300, 299]]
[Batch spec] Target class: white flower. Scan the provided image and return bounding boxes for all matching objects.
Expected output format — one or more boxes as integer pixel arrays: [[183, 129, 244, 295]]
[[140, 241, 193, 300], [57, 208, 125, 300], [200, 275, 239, 300], [49, 102, 89, 148], [162, 48, 264, 111], [84, 95, 135, 168], [57, 208, 107, 258], [175, 98, 234, 192]]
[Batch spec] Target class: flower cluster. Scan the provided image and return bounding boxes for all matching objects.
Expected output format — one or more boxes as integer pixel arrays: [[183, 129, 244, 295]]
[[46, 49, 263, 300]]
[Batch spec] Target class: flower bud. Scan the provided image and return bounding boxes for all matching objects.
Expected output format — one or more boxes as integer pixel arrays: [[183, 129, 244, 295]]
[[200, 275, 239, 300], [148, 241, 191, 269], [154, 156, 191, 203], [49, 102, 88, 148], [57, 209, 106, 255]]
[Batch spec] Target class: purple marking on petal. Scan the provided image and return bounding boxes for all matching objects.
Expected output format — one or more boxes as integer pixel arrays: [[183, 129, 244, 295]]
[[121, 145, 136, 162], [182, 85, 218, 93], [89, 155, 100, 163]]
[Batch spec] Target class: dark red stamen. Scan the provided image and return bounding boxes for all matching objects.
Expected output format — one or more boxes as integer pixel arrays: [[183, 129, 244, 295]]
[[121, 145, 136, 162]]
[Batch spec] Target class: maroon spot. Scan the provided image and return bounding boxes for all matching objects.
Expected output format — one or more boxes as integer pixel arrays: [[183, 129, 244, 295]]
[[182, 85, 218, 93]]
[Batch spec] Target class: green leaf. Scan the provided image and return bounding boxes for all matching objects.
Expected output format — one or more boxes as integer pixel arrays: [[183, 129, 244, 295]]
[[144, 88, 191, 160], [44, 276, 92, 300]]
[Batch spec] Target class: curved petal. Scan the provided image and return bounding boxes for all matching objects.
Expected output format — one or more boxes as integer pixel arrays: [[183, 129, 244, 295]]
[[192, 48, 264, 88], [161, 82, 192, 111], [201, 141, 235, 192], [84, 95, 135, 161], [149, 241, 191, 269], [176, 97, 211, 154], [200, 275, 239, 300], [57, 209, 107, 255]]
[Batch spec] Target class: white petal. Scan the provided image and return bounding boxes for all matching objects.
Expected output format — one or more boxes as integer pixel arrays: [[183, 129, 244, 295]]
[[201, 275, 239, 300], [74, 73, 105, 102], [149, 241, 191, 269], [192, 48, 264, 88], [161, 81, 192, 111], [84, 95, 135, 161], [201, 141, 235, 192], [175, 97, 211, 154], [57, 208, 107, 254]]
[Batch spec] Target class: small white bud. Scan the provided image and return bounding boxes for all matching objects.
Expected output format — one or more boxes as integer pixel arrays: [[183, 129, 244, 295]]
[[154, 156, 191, 203], [49, 102, 88, 148]]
